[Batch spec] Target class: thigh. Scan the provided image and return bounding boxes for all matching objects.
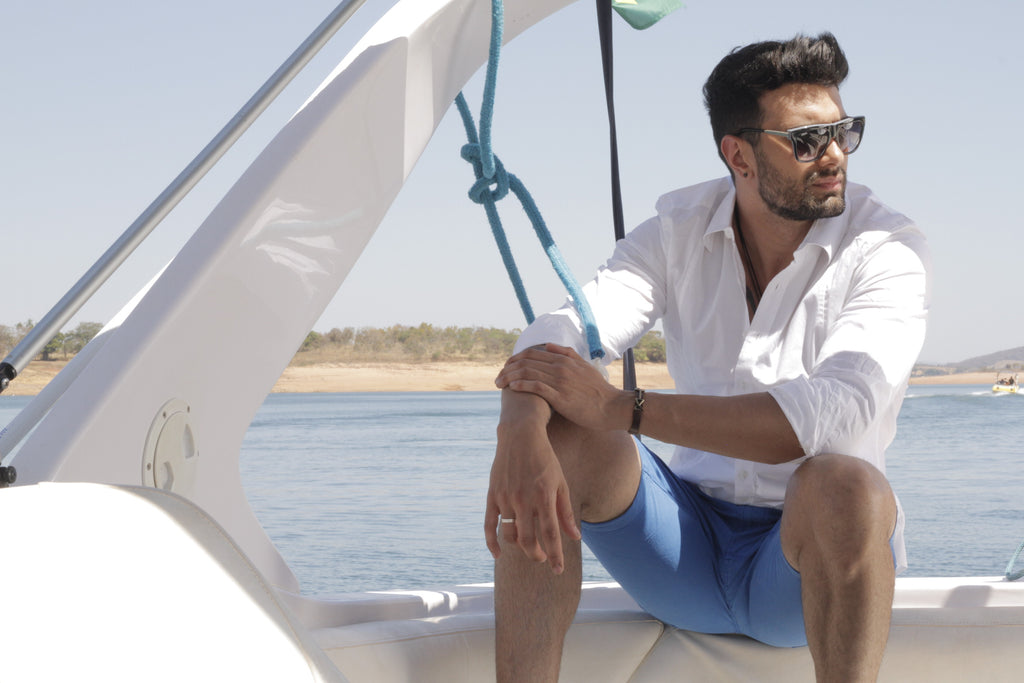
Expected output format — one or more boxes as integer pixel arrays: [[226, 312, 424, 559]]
[[580, 443, 735, 635], [548, 414, 642, 524], [741, 521, 807, 647], [742, 511, 899, 649]]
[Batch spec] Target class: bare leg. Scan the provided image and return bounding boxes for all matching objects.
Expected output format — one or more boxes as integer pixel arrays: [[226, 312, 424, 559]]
[[494, 519, 582, 681], [781, 454, 897, 683], [494, 415, 640, 683]]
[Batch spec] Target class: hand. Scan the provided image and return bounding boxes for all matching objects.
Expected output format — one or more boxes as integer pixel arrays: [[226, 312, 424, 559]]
[[495, 344, 630, 432], [484, 391, 580, 574]]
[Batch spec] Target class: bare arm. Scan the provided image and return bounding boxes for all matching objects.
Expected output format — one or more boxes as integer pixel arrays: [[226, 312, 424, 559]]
[[495, 344, 804, 465], [484, 388, 580, 575], [636, 391, 803, 465]]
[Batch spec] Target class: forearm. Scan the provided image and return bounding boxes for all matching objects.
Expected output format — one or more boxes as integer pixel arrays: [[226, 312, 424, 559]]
[[498, 387, 552, 435], [630, 391, 804, 465], [497, 345, 803, 463]]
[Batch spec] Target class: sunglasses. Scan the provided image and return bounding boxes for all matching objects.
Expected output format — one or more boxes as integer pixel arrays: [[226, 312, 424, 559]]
[[738, 116, 866, 162]]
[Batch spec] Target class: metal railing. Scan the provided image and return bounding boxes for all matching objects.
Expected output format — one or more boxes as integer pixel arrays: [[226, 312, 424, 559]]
[[0, 0, 368, 394]]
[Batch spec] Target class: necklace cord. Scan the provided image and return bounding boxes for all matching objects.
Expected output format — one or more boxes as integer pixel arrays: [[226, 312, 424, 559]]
[[733, 214, 763, 312]]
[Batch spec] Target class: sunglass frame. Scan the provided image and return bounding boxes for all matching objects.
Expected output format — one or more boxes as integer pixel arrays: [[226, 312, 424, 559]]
[[738, 116, 866, 162]]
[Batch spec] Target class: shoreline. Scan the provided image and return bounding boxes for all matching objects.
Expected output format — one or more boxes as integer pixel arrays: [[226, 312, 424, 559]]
[[0, 360, 1000, 397]]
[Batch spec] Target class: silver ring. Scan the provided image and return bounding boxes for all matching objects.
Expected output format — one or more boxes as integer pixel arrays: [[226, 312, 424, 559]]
[[500, 517, 516, 524]]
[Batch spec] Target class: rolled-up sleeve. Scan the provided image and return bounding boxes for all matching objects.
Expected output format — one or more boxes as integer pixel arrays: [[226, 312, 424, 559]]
[[770, 227, 931, 459], [514, 216, 669, 361]]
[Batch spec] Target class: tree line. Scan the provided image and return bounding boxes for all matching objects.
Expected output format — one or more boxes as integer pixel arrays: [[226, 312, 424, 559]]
[[0, 321, 104, 361], [1, 320, 667, 365], [297, 324, 667, 364]]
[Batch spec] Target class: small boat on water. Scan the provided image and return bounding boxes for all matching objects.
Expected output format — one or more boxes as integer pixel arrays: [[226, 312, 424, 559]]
[[2, 1, 1023, 680], [993, 373, 1019, 394]]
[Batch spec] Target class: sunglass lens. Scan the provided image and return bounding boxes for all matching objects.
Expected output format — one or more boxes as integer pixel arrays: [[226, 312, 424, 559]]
[[793, 128, 830, 161], [840, 119, 864, 154]]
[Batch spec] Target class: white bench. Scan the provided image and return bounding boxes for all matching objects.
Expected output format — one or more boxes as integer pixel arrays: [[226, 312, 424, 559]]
[[309, 579, 1024, 681]]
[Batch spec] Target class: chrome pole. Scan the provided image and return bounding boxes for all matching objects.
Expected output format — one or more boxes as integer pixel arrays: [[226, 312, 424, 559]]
[[0, 0, 368, 393]]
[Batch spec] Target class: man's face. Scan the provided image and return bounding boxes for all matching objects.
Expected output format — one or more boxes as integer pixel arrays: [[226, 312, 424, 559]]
[[752, 84, 850, 222]]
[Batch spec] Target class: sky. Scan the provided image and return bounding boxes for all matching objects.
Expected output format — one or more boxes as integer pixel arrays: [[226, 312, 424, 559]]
[[2, 0, 1021, 365]]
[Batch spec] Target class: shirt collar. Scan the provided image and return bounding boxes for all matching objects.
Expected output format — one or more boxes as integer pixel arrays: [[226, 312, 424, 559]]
[[797, 208, 848, 263], [702, 182, 738, 246]]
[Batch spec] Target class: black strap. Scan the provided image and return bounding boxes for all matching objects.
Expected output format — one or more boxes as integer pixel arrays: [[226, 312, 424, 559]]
[[596, 0, 637, 391], [596, 0, 625, 242]]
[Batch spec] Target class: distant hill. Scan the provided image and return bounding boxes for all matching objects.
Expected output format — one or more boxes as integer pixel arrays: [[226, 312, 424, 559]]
[[950, 346, 1024, 371], [916, 346, 1024, 375]]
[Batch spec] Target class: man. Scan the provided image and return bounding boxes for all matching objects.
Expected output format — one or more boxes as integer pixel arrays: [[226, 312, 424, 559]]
[[484, 33, 930, 682]]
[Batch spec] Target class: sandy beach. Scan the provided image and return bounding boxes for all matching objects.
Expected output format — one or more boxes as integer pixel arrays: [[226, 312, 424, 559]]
[[1, 359, 998, 397], [908, 372, 1001, 386], [273, 360, 683, 393]]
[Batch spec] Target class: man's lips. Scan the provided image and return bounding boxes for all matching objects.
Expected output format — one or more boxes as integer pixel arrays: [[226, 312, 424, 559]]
[[811, 171, 844, 192]]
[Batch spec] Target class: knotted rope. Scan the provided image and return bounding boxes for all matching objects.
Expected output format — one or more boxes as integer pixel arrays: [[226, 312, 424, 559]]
[[454, 0, 604, 361]]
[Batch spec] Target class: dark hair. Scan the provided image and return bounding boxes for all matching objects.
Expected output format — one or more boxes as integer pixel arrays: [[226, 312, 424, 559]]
[[703, 33, 849, 168]]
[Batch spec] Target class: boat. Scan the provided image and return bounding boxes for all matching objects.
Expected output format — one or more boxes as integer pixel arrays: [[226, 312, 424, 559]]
[[993, 373, 1019, 394], [2, 1, 1023, 680]]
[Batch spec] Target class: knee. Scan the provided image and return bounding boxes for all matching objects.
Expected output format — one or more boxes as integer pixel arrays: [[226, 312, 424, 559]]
[[790, 455, 893, 516], [784, 455, 896, 561]]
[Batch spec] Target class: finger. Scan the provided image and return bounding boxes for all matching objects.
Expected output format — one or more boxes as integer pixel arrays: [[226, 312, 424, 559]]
[[500, 353, 559, 374], [484, 492, 501, 559], [515, 515, 549, 564], [555, 484, 581, 542], [495, 359, 535, 387], [504, 378, 560, 404], [535, 505, 565, 574], [496, 365, 558, 390], [505, 346, 551, 365], [494, 365, 516, 388], [500, 515, 519, 544]]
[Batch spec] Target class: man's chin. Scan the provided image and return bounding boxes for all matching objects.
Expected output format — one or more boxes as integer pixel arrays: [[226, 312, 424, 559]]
[[768, 194, 846, 222], [804, 184, 847, 219], [818, 194, 847, 218]]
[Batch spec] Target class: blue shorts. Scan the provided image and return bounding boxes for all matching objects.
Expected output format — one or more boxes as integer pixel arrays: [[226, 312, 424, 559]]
[[581, 440, 806, 647]]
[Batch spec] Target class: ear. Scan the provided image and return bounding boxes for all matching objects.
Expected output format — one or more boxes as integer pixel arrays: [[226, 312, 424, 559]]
[[721, 134, 753, 179]]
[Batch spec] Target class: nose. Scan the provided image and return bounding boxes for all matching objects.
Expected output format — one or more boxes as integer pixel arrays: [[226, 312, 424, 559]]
[[818, 136, 846, 166]]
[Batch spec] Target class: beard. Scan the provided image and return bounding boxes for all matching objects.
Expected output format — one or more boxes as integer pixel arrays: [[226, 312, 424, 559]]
[[754, 147, 847, 222]]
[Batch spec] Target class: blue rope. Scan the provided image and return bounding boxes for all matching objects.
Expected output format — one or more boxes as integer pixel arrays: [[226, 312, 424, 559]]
[[455, 0, 604, 361], [477, 0, 502, 180], [1005, 539, 1024, 581]]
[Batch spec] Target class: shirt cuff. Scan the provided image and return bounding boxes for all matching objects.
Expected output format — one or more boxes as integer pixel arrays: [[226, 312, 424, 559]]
[[768, 376, 819, 457], [513, 310, 592, 358]]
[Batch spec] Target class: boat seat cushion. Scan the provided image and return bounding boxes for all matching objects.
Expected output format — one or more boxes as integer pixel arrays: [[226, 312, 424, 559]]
[[316, 576, 1024, 682], [315, 609, 664, 682]]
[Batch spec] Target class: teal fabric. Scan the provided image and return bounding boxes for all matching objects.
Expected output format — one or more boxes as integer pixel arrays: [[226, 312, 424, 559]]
[[612, 0, 682, 30]]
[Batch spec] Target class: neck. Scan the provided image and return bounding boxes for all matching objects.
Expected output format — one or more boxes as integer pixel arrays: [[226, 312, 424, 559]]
[[734, 195, 810, 286]]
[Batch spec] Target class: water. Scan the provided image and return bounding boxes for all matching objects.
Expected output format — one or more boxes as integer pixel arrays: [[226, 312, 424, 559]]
[[239, 392, 504, 593], [239, 385, 1024, 594], [3, 385, 1023, 595], [887, 385, 1024, 576]]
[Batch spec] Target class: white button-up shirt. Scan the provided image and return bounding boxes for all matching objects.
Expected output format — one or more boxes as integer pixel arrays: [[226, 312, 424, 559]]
[[515, 177, 930, 571]]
